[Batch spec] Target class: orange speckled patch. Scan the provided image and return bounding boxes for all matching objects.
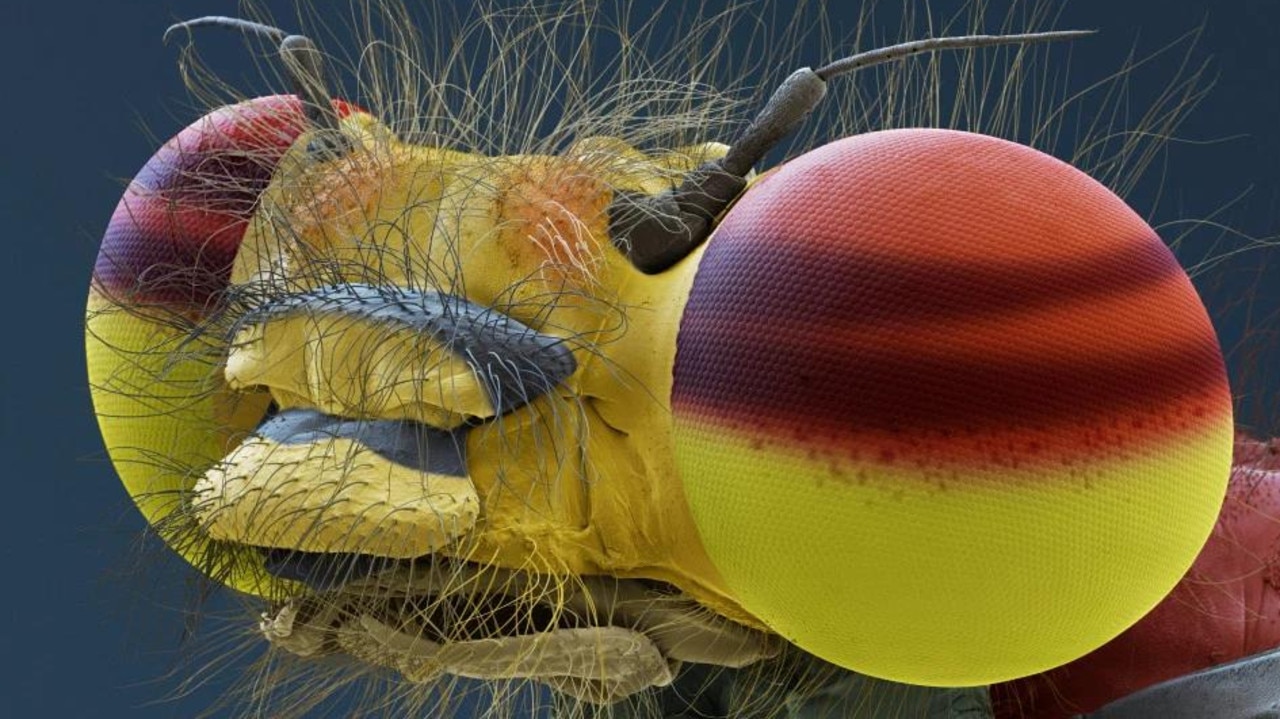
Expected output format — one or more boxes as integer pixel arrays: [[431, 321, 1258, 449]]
[[492, 157, 612, 286], [279, 149, 387, 247]]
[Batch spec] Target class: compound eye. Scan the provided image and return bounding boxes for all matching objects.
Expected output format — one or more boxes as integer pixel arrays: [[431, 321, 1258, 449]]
[[94, 96, 316, 307], [86, 94, 356, 595], [672, 128, 1234, 686]]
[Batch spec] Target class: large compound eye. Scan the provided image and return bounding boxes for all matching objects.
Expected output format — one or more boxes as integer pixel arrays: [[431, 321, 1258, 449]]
[[92, 95, 327, 306], [671, 128, 1234, 686], [86, 95, 355, 594]]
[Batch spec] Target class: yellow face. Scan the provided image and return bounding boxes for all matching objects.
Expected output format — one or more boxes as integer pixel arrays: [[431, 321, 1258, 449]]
[[86, 100, 776, 704], [209, 113, 754, 613]]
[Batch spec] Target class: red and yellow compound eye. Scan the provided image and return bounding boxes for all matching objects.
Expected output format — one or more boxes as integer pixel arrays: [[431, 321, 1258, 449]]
[[671, 128, 1234, 686], [86, 95, 356, 593]]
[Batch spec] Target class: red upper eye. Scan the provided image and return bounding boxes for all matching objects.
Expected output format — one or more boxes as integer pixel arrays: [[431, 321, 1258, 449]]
[[93, 95, 356, 309]]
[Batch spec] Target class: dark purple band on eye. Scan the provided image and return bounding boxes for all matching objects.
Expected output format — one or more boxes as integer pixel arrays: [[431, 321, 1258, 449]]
[[671, 129, 1232, 471], [92, 95, 354, 309]]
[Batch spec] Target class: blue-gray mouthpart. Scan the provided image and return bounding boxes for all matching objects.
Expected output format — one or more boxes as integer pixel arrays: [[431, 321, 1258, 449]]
[[232, 283, 578, 417], [255, 407, 469, 477]]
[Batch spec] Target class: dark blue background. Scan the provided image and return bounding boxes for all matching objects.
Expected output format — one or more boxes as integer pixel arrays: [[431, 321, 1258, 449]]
[[3, 1, 1277, 717]]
